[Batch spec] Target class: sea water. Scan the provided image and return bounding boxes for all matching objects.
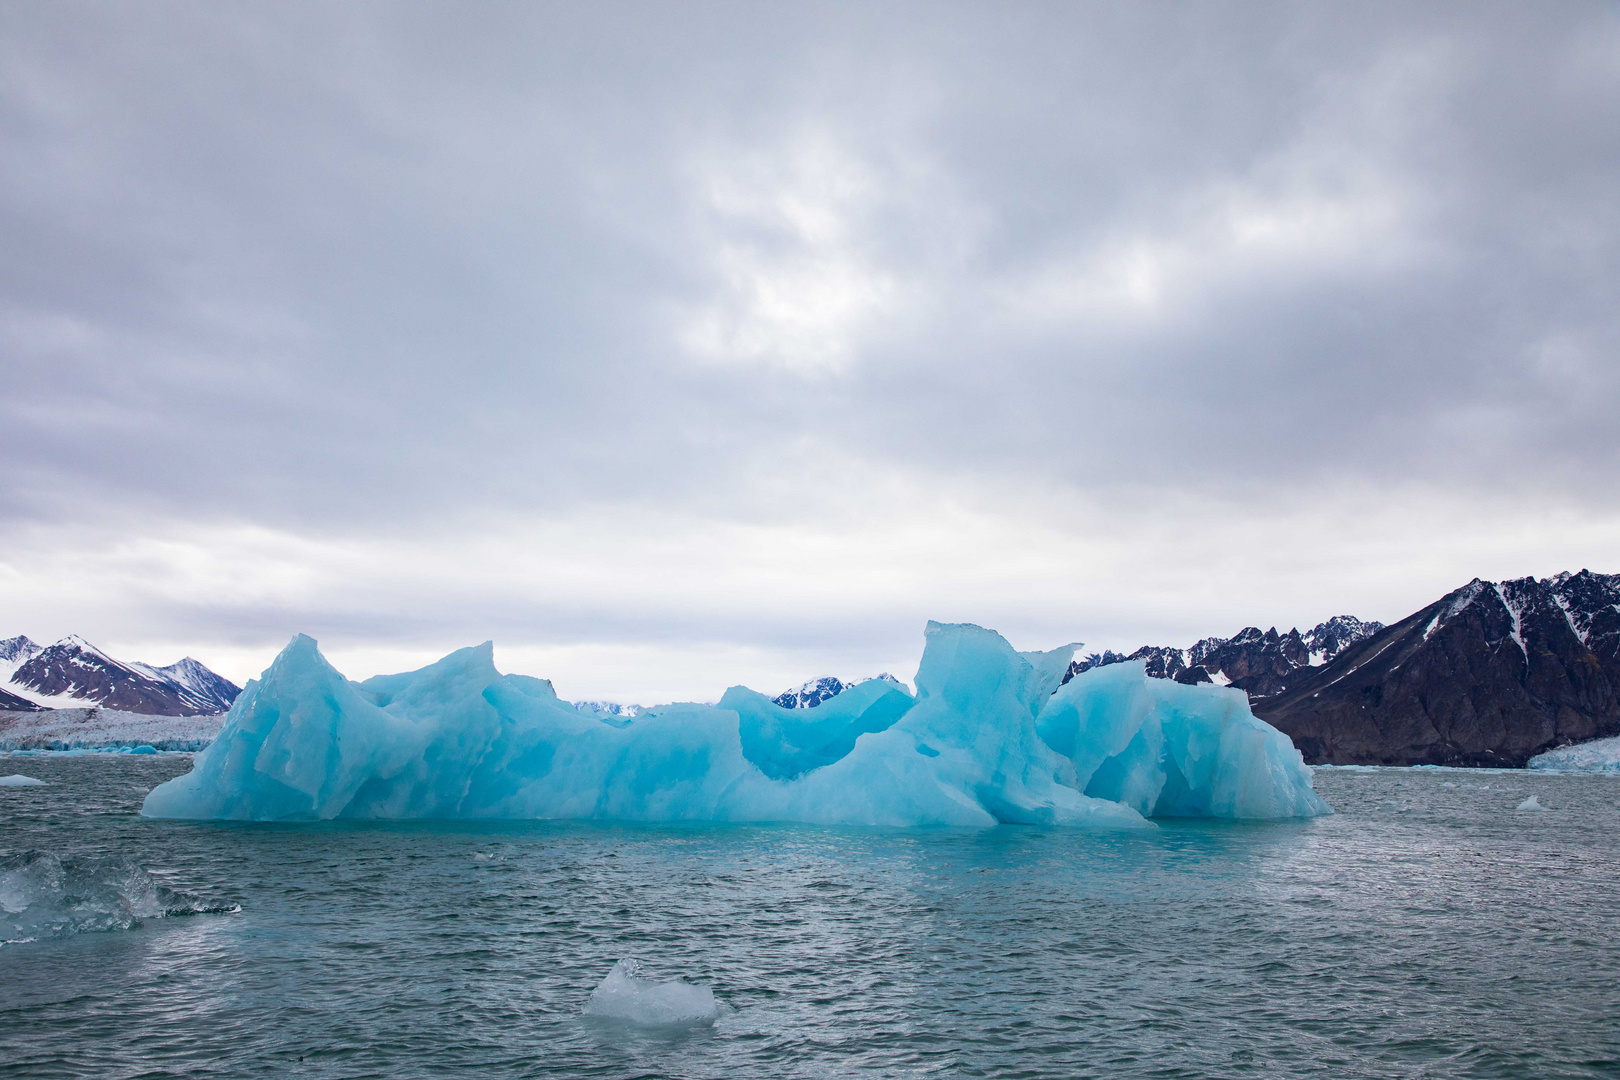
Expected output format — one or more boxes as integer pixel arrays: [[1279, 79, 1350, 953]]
[[2, 755, 1617, 1079]]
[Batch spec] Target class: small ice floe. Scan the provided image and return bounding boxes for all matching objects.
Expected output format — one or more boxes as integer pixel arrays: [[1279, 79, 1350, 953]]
[[1517, 795, 1546, 812], [0, 774, 48, 787], [583, 958, 725, 1026]]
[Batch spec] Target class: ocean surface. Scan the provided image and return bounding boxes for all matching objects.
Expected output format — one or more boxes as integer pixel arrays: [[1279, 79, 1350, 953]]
[[2, 757, 1617, 1079]]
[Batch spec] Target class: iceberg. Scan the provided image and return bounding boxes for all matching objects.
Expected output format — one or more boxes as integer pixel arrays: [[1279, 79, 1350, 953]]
[[142, 621, 1328, 825], [583, 959, 725, 1025]]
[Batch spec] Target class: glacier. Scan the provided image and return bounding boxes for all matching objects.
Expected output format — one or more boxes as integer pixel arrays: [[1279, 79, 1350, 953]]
[[141, 621, 1329, 825], [1529, 734, 1620, 774]]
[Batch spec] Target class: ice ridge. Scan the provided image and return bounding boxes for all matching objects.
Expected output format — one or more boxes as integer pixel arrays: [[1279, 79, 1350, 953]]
[[141, 621, 1329, 825]]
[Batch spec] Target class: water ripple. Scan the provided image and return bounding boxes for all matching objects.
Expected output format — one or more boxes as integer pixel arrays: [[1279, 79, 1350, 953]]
[[0, 757, 1617, 1078]]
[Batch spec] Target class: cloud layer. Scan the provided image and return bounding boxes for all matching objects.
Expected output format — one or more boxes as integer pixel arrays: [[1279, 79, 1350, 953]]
[[2, 2, 1617, 697]]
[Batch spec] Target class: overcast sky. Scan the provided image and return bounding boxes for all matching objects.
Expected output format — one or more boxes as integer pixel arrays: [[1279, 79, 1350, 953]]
[[2, 1, 1617, 699]]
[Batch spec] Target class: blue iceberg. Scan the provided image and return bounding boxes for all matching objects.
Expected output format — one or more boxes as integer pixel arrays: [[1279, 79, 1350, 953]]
[[142, 621, 1328, 825]]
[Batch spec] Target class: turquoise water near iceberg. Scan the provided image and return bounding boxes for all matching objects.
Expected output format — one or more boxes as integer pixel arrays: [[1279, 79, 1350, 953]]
[[3, 755, 1619, 1078]]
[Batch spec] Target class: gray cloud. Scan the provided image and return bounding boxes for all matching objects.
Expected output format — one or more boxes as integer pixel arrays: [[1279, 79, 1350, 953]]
[[1, 1, 1618, 690]]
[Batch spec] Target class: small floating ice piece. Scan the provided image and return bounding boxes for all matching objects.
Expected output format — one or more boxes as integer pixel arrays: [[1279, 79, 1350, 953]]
[[583, 959, 724, 1026], [1516, 795, 1545, 812], [0, 775, 47, 787]]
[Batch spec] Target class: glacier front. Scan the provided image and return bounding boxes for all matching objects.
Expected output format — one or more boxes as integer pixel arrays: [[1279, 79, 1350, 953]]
[[142, 621, 1329, 825]]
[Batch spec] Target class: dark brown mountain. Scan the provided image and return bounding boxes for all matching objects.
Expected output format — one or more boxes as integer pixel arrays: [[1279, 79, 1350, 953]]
[[1062, 615, 1384, 698], [0, 685, 43, 711], [1255, 571, 1620, 767], [8, 636, 241, 716]]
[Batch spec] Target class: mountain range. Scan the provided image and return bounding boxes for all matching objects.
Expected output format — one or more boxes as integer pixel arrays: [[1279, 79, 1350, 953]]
[[772, 673, 906, 710], [1065, 571, 1620, 765], [1255, 570, 1620, 767], [780, 570, 1620, 768], [0, 635, 241, 715], [10, 569, 1618, 765], [1061, 614, 1385, 699]]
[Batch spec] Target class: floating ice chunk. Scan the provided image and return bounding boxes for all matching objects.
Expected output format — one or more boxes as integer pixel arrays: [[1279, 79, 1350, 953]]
[[142, 622, 1329, 825], [1517, 795, 1545, 811], [0, 851, 233, 945], [583, 959, 724, 1026], [0, 774, 47, 786]]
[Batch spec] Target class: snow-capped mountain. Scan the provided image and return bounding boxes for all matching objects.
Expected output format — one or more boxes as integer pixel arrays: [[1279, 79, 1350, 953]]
[[1062, 615, 1385, 699], [0, 635, 241, 715], [572, 700, 646, 727], [772, 673, 905, 710], [1258, 569, 1620, 767]]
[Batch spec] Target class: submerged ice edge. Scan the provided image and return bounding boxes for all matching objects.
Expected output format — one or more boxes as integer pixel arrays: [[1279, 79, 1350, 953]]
[[142, 621, 1329, 826]]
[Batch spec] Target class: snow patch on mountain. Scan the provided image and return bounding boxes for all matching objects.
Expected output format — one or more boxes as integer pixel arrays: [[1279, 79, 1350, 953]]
[[771, 673, 906, 710]]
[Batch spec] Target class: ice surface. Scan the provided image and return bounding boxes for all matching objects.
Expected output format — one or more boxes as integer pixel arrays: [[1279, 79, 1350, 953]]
[[1037, 661, 1331, 819], [0, 774, 47, 786], [1529, 734, 1620, 774], [142, 622, 1329, 825], [582, 959, 724, 1025], [0, 851, 233, 945]]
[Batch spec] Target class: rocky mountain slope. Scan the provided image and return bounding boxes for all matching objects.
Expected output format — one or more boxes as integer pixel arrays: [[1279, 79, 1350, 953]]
[[1255, 570, 1620, 767], [0, 635, 241, 715], [775, 574, 1620, 769]]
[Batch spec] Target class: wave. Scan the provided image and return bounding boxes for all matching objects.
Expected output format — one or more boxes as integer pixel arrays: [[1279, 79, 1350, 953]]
[[0, 850, 237, 945]]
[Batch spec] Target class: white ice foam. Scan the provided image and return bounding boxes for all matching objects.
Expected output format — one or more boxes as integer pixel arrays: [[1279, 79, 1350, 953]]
[[0, 851, 234, 945], [583, 959, 725, 1026]]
